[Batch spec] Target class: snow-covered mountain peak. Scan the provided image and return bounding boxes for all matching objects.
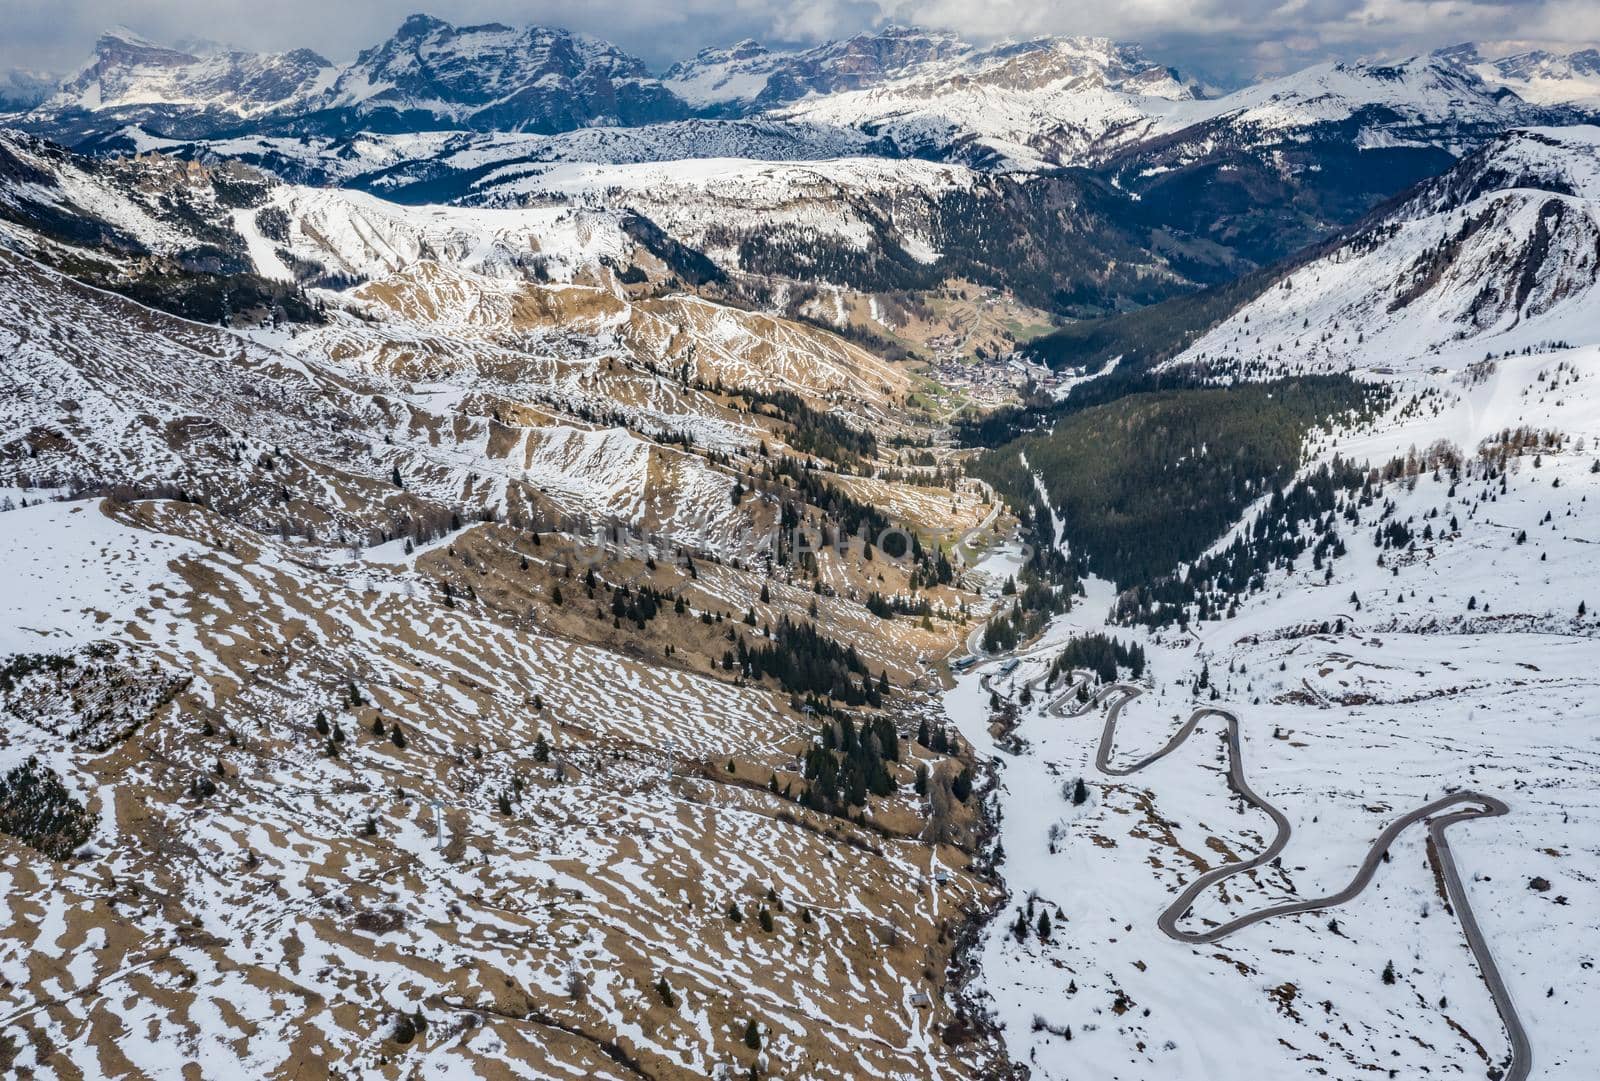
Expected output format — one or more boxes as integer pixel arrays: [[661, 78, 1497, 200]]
[[957, 34, 1197, 98], [771, 31, 1203, 168], [1445, 42, 1600, 108], [45, 26, 334, 117], [319, 14, 686, 132], [1170, 124, 1600, 379], [660, 24, 971, 110], [393, 12, 452, 40], [1414, 124, 1600, 210], [95, 25, 173, 53], [1202, 52, 1517, 132]]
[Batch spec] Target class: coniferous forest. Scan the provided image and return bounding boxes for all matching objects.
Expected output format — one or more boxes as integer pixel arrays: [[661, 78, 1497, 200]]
[[969, 377, 1385, 589]]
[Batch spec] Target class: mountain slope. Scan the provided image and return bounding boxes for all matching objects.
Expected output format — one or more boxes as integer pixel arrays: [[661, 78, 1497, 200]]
[[28, 27, 335, 141], [1092, 54, 1566, 267], [949, 121, 1600, 1081], [777, 35, 1200, 170], [1168, 125, 1600, 379], [662, 27, 969, 112], [313, 14, 690, 134], [10, 24, 1570, 302], [1442, 43, 1600, 109], [21, 16, 694, 141], [0, 167, 1017, 1078]]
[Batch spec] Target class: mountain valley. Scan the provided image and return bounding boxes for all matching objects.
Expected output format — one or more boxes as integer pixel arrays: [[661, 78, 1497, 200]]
[[1, 12, 1599, 1081]]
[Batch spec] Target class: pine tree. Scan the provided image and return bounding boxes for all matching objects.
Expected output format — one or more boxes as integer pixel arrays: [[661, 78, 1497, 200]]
[[1037, 911, 1052, 940], [758, 908, 774, 933], [1072, 778, 1088, 805], [743, 1019, 761, 1050], [951, 768, 973, 802], [1382, 960, 1396, 985], [655, 976, 676, 1008]]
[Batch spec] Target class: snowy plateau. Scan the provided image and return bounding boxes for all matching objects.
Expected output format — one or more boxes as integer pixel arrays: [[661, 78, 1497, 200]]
[[0, 12, 1598, 1081]]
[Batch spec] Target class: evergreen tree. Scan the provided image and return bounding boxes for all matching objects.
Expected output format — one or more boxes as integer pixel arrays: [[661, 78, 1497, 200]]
[[951, 768, 973, 802]]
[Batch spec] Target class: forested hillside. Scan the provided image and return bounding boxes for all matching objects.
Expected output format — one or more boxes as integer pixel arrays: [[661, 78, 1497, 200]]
[[969, 377, 1384, 587]]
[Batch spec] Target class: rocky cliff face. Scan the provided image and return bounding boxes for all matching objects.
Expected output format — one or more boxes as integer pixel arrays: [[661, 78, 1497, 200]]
[[47, 26, 333, 117], [313, 14, 691, 133]]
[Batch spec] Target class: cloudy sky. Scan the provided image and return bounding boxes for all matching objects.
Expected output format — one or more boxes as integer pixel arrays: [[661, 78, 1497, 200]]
[[3, 0, 1597, 82]]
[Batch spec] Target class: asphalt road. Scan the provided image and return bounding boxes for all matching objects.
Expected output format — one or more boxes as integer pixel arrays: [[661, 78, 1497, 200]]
[[1031, 677, 1531, 1081]]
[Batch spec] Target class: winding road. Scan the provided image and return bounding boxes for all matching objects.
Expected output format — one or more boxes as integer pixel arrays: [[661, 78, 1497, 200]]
[[1011, 673, 1532, 1080]]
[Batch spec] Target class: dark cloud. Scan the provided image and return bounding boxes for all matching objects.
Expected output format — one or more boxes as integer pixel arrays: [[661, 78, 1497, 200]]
[[1, 0, 1595, 81]]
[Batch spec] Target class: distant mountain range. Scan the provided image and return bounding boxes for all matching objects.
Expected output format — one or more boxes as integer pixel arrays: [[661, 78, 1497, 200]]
[[10, 17, 1594, 153], [4, 16, 1597, 313], [17, 19, 1058, 140], [1438, 43, 1600, 108]]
